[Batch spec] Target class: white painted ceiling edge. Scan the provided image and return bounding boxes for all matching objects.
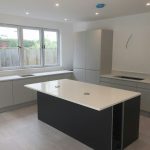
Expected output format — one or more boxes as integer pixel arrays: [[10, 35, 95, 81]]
[[0, 0, 150, 22]]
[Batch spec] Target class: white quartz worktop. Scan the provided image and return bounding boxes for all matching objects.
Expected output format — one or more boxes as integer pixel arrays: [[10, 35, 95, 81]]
[[100, 74, 150, 84], [0, 70, 72, 82], [0, 75, 22, 81], [25, 79, 141, 111], [32, 70, 73, 77]]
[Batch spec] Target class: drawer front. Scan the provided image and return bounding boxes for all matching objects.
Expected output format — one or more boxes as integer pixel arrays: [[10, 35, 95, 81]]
[[137, 82, 150, 90]]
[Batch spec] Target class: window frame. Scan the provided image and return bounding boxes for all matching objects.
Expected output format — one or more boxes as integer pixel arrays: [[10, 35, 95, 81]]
[[20, 26, 42, 68], [42, 28, 60, 67], [0, 23, 60, 70], [0, 23, 21, 70]]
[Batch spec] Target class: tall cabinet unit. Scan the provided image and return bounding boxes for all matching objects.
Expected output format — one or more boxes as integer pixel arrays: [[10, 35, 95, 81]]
[[74, 29, 113, 84]]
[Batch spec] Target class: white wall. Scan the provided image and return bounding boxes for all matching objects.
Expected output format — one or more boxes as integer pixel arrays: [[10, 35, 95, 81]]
[[0, 13, 74, 75], [74, 12, 150, 74]]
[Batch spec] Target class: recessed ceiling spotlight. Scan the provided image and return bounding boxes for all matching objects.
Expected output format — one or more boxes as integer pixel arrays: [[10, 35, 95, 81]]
[[146, 2, 150, 6], [95, 12, 100, 15], [55, 3, 60, 7], [64, 18, 69, 22], [25, 11, 30, 15]]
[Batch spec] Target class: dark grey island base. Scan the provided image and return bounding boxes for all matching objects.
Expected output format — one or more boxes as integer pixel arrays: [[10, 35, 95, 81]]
[[37, 92, 140, 150]]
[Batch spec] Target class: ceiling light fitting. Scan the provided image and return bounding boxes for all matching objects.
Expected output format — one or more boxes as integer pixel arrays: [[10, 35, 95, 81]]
[[64, 18, 69, 22], [146, 2, 150, 6], [95, 12, 100, 15], [25, 11, 30, 15], [55, 3, 60, 7]]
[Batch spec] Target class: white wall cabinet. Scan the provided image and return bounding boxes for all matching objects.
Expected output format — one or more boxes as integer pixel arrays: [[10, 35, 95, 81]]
[[0, 81, 13, 109], [74, 29, 113, 84]]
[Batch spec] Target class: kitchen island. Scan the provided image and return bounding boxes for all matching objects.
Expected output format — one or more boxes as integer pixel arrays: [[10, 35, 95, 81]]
[[25, 79, 141, 150]]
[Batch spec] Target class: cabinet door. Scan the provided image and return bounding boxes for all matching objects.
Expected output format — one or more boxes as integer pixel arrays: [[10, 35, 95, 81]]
[[100, 81, 136, 91], [100, 82, 114, 87], [73, 69, 85, 82], [0, 81, 13, 108], [85, 70, 100, 84], [74, 32, 86, 69], [85, 29, 101, 70], [111, 84, 137, 92], [48, 73, 73, 81], [13, 77, 49, 105], [137, 88, 150, 112]]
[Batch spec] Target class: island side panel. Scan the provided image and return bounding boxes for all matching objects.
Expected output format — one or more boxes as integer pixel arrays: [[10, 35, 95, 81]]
[[123, 96, 141, 148], [37, 92, 113, 150]]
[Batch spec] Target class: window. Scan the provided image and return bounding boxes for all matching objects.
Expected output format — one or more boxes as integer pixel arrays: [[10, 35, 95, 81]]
[[44, 30, 59, 65], [22, 29, 41, 66], [0, 26, 20, 68], [0, 24, 60, 69]]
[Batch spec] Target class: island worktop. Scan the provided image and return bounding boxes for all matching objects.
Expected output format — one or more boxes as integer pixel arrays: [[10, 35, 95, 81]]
[[25, 79, 141, 150], [25, 79, 140, 111]]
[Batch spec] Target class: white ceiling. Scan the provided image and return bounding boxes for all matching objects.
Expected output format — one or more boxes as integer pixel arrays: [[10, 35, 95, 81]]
[[0, 0, 150, 22]]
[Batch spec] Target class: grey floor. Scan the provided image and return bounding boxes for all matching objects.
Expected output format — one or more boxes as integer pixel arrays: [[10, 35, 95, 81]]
[[0, 105, 149, 150]]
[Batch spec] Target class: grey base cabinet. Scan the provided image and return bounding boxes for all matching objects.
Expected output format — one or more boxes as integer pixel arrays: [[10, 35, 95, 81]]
[[100, 76, 137, 92], [137, 88, 150, 112], [100, 76, 150, 112], [0, 72, 73, 110]]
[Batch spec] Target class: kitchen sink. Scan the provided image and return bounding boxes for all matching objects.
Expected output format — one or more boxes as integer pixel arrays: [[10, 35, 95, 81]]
[[115, 75, 144, 81], [20, 74, 35, 77]]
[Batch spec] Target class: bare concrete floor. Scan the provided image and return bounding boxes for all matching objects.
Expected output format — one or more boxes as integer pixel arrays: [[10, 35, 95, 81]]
[[0, 105, 149, 150]]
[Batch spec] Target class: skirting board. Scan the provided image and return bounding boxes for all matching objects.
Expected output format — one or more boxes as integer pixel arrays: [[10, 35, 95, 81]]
[[0, 100, 36, 113]]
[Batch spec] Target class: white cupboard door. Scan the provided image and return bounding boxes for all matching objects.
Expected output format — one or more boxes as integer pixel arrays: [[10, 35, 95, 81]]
[[13, 78, 38, 105], [100, 82, 114, 87], [85, 70, 100, 84], [0, 81, 13, 108], [48, 73, 73, 81], [73, 69, 85, 82], [13, 77, 50, 105], [85, 29, 101, 70], [74, 32, 86, 69]]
